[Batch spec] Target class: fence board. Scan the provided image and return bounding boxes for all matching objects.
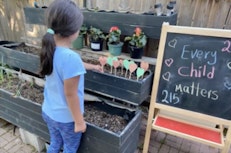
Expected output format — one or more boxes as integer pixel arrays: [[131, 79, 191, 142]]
[[224, 5, 231, 29]]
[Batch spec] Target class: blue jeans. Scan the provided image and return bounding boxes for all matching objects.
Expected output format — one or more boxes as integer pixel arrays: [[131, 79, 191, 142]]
[[42, 112, 82, 153]]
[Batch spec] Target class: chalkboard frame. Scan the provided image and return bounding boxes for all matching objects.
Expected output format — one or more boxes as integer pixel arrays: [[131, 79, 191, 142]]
[[152, 22, 231, 122]]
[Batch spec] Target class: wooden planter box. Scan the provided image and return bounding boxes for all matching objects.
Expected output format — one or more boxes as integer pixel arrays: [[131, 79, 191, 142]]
[[85, 70, 153, 105], [0, 71, 142, 153], [23, 7, 46, 25], [0, 89, 49, 140], [23, 7, 177, 39], [82, 10, 177, 39], [79, 102, 142, 153], [0, 41, 15, 45], [0, 43, 153, 104], [0, 43, 40, 74]]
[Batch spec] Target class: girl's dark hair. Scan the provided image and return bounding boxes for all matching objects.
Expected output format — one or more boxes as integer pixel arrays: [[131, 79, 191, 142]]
[[39, 0, 83, 77]]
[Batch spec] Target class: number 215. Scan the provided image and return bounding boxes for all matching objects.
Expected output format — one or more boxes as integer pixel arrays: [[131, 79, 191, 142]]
[[161, 90, 180, 104]]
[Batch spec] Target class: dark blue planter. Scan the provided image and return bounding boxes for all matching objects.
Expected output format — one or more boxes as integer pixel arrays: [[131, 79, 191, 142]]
[[129, 45, 144, 59], [90, 39, 104, 51]]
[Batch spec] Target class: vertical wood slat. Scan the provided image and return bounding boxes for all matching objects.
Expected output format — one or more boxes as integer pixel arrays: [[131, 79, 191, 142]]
[[177, 0, 197, 26], [206, 0, 216, 28], [223, 4, 231, 29], [206, 0, 231, 29]]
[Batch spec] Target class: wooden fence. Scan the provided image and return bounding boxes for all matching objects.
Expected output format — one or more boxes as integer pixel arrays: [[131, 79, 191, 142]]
[[0, 0, 231, 57]]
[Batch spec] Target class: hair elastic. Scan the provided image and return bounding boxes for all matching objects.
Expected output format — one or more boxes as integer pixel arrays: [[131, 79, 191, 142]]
[[47, 28, 55, 34]]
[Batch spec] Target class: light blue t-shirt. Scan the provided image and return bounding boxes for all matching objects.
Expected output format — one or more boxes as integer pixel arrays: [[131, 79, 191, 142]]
[[42, 47, 86, 123]]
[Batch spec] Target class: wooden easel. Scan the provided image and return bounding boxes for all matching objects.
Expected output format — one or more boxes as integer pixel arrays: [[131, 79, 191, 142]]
[[143, 22, 231, 153]]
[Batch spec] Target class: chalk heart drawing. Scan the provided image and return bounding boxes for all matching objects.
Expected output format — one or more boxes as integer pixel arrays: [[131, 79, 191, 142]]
[[168, 39, 177, 48], [162, 72, 171, 81], [165, 58, 173, 67], [227, 62, 231, 70], [224, 81, 231, 90]]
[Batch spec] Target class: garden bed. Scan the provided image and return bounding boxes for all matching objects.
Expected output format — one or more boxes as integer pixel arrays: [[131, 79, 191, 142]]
[[0, 43, 40, 74], [0, 68, 142, 153], [0, 42, 153, 104]]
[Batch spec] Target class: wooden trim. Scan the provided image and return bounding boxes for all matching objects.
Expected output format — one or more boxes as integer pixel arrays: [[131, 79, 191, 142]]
[[152, 113, 224, 148], [155, 104, 231, 125]]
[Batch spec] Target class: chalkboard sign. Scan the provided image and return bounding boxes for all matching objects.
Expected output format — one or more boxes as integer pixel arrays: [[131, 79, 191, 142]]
[[143, 23, 231, 153], [157, 30, 231, 119]]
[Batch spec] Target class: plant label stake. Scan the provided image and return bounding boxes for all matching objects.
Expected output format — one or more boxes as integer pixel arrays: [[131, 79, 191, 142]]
[[129, 63, 137, 79], [123, 59, 130, 78], [119, 59, 123, 75], [99, 56, 107, 72], [107, 57, 114, 73], [136, 67, 145, 80], [141, 61, 149, 71], [113, 60, 120, 75]]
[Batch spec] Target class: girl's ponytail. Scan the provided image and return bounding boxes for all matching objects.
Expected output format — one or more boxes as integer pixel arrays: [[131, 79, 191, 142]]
[[39, 30, 56, 77]]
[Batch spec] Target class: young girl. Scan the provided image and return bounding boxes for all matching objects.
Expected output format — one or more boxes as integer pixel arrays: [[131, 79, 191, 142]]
[[39, 0, 102, 152]]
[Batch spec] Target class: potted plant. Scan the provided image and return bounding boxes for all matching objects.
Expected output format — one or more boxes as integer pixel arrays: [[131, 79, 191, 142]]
[[106, 26, 123, 56], [125, 27, 147, 59], [88, 26, 106, 51], [72, 24, 88, 49]]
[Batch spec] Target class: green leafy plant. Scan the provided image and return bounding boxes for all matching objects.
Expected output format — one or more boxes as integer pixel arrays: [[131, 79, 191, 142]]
[[79, 24, 88, 35], [107, 26, 121, 45], [89, 26, 106, 41], [124, 27, 147, 48]]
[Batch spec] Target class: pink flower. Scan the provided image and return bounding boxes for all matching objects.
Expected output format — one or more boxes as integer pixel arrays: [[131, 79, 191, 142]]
[[110, 26, 119, 32], [135, 27, 142, 36]]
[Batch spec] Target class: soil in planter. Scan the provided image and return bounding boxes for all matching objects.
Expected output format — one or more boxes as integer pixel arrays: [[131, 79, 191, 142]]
[[0, 74, 44, 103], [84, 101, 133, 133], [0, 72, 130, 133], [6, 42, 41, 56], [5, 43, 151, 81]]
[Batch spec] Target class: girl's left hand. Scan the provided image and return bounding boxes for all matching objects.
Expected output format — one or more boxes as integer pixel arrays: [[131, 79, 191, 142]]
[[75, 121, 86, 133], [94, 65, 103, 72]]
